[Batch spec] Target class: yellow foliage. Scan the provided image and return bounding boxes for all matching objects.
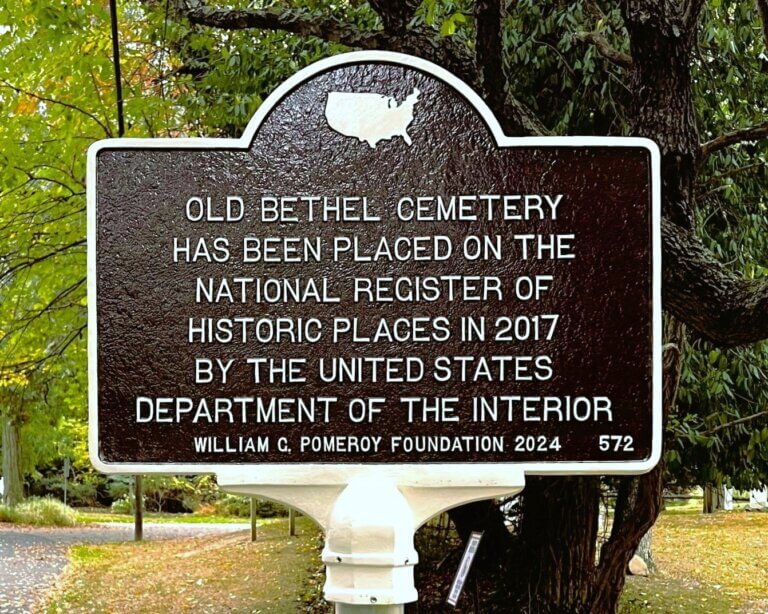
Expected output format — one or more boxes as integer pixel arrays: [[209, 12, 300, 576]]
[[15, 96, 37, 115], [0, 370, 29, 388]]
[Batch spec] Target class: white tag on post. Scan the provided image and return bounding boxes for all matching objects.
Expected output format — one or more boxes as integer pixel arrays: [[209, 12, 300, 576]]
[[446, 531, 483, 607]]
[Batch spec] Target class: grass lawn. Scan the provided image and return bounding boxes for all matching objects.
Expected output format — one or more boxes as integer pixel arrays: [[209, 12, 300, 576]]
[[44, 516, 325, 613], [75, 510, 251, 525], [620, 508, 768, 613], [44, 506, 768, 612]]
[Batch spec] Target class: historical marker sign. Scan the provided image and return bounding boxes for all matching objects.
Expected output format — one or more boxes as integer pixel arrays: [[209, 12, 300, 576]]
[[88, 52, 661, 475]]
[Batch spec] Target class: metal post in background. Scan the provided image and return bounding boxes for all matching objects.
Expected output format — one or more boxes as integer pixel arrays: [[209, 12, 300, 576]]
[[250, 497, 258, 542], [134, 475, 143, 542], [63, 457, 70, 506]]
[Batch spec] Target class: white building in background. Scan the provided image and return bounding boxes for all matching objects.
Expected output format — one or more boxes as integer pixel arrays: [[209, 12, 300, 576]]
[[749, 487, 768, 510], [723, 487, 734, 510]]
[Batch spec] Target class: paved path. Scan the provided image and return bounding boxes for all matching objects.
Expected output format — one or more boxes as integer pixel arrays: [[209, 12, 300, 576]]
[[0, 522, 247, 614]]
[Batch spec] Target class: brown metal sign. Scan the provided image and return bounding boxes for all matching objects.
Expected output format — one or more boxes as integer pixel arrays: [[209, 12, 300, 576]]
[[88, 52, 661, 474]]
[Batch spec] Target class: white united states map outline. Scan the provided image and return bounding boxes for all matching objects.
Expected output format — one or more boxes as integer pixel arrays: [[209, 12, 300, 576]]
[[324, 88, 421, 147]]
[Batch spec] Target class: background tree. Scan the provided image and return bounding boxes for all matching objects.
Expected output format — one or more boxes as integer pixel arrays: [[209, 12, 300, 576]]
[[0, 0, 173, 505]]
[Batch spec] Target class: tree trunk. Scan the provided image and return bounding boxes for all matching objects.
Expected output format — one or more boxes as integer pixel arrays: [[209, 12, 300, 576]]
[[447, 480, 603, 613], [703, 486, 711, 513], [2, 414, 24, 507], [703, 485, 713, 513], [702, 484, 724, 513], [447, 499, 513, 569], [635, 529, 655, 573], [514, 477, 602, 612]]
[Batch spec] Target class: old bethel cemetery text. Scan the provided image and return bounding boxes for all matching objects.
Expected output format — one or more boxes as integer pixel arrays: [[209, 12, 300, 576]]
[[130, 193, 634, 460]]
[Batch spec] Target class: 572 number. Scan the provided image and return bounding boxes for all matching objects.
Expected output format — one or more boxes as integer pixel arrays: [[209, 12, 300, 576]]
[[598, 435, 634, 452]]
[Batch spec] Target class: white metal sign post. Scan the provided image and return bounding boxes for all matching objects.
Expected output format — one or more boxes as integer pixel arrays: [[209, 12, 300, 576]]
[[88, 51, 662, 611]]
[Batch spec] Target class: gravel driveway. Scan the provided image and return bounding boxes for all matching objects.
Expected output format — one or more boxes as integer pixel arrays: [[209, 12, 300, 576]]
[[0, 522, 247, 614]]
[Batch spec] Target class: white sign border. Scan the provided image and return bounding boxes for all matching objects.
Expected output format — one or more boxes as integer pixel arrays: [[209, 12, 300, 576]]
[[87, 50, 662, 483]]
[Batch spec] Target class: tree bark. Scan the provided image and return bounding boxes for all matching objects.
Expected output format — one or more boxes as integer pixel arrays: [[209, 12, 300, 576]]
[[662, 218, 768, 346], [367, 0, 419, 34], [2, 414, 24, 507], [515, 477, 601, 612], [635, 529, 655, 573], [702, 484, 724, 513], [703, 485, 714, 513], [447, 499, 513, 569]]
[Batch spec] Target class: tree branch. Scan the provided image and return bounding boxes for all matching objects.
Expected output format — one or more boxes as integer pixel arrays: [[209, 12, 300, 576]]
[[0, 240, 86, 284], [179, 4, 477, 90], [0, 78, 111, 137], [703, 410, 768, 435], [0, 324, 86, 375], [593, 465, 663, 612], [574, 0, 632, 69], [475, 0, 506, 113], [700, 120, 768, 161], [0, 278, 86, 345], [584, 0, 605, 22], [367, 0, 419, 33], [573, 31, 632, 69], [473, 2, 550, 135], [682, 0, 707, 29], [663, 217, 768, 347], [696, 161, 764, 192], [501, 90, 550, 136], [759, 0, 768, 52], [178, 2, 548, 138], [182, 6, 381, 46]]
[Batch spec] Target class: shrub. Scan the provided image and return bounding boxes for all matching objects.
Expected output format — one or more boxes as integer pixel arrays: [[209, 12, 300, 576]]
[[32, 468, 105, 507], [212, 494, 250, 518], [111, 495, 132, 514], [253, 498, 287, 518], [106, 476, 216, 513], [0, 505, 19, 523], [211, 494, 287, 518], [0, 497, 77, 527]]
